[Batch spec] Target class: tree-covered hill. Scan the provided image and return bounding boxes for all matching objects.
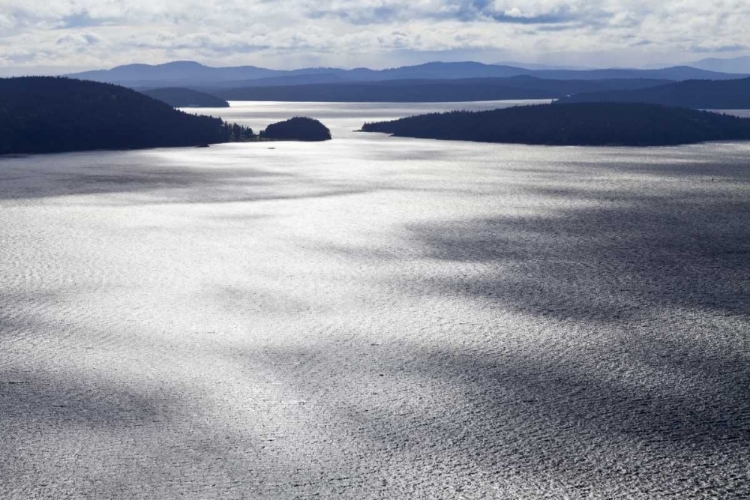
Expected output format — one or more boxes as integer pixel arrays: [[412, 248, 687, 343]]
[[260, 117, 331, 141], [141, 87, 230, 108], [361, 103, 750, 146], [0, 77, 253, 155], [558, 78, 750, 109]]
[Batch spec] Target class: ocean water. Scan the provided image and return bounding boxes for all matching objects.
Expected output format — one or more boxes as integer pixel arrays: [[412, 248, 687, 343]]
[[1, 101, 749, 499]]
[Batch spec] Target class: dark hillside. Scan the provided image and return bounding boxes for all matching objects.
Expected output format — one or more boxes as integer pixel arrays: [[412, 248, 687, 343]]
[[361, 103, 750, 146], [142, 88, 229, 108], [559, 78, 750, 109], [0, 77, 253, 155]]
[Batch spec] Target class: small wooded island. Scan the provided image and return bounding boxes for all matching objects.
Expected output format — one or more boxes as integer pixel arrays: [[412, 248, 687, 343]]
[[361, 103, 750, 146], [260, 117, 332, 141], [0, 77, 253, 155], [141, 87, 230, 108]]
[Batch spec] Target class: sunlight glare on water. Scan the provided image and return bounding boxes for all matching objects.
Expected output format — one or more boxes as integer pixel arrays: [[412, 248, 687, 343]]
[[1, 101, 749, 499]]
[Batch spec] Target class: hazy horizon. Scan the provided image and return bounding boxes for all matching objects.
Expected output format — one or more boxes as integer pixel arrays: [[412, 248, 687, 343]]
[[4, 55, 750, 79], [2, 1, 750, 76]]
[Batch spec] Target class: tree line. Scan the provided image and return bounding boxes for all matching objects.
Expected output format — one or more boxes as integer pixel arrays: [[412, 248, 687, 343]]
[[0, 77, 253, 155]]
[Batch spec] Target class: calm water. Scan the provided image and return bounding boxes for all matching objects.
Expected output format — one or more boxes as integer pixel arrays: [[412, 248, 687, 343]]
[[1, 101, 749, 499], [197, 99, 553, 138]]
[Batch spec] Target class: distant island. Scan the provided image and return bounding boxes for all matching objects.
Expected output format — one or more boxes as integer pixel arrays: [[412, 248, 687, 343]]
[[558, 77, 750, 109], [260, 117, 332, 141], [360, 103, 750, 146], [213, 76, 670, 103], [141, 87, 230, 108], [0, 77, 253, 155]]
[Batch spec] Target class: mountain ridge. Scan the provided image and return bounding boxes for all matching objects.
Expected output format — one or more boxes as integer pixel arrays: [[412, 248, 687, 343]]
[[690, 56, 750, 74], [67, 61, 748, 89], [559, 77, 750, 109]]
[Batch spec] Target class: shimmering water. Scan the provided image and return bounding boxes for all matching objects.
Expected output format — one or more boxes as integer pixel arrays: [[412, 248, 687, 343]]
[[1, 101, 749, 499], [199, 99, 553, 138]]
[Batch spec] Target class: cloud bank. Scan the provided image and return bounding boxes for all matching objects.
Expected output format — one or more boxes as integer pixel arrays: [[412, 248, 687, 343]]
[[0, 0, 749, 72]]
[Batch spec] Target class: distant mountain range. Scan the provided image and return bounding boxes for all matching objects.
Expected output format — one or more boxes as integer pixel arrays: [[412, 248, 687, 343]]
[[559, 77, 750, 109], [492, 61, 591, 71], [68, 61, 749, 89]]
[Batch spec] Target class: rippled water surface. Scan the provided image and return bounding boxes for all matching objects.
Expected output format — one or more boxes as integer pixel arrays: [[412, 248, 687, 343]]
[[1, 101, 749, 499]]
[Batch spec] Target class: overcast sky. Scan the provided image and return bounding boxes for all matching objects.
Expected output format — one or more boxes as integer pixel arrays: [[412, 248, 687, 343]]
[[1, 0, 749, 73]]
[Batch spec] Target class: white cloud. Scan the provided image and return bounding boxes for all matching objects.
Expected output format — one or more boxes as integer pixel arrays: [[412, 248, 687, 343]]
[[0, 0, 748, 71]]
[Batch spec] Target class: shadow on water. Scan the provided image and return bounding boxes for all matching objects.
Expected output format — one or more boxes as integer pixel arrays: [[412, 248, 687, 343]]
[[0, 368, 285, 499], [1, 143, 749, 497], [256, 157, 750, 496], [250, 333, 750, 497], [240, 181, 750, 496], [406, 188, 750, 320], [0, 148, 378, 205]]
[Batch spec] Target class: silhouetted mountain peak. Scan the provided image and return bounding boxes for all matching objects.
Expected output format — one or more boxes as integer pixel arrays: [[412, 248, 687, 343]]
[[159, 61, 207, 68], [411, 61, 492, 68]]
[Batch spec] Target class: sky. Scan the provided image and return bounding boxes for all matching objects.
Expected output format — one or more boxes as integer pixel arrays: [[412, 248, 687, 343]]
[[1, 0, 750, 74]]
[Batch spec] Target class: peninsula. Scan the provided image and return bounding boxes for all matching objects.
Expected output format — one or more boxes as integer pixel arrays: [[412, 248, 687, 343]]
[[0, 77, 253, 155], [361, 103, 750, 146]]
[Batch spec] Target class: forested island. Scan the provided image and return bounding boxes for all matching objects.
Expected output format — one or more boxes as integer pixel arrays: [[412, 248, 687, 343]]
[[361, 103, 750, 146], [141, 87, 230, 108], [0, 77, 253, 155], [558, 77, 750, 109], [260, 117, 332, 141]]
